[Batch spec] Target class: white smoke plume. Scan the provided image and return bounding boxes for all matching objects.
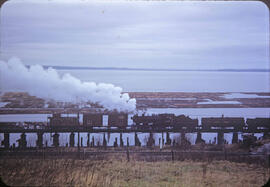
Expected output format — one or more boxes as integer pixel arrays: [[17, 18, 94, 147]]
[[0, 57, 136, 112]]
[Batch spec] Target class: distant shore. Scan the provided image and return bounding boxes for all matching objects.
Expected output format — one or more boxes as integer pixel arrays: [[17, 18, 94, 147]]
[[37, 65, 270, 72], [127, 92, 270, 109], [0, 92, 269, 114]]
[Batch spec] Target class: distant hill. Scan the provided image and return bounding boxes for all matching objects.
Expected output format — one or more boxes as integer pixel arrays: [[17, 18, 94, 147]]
[[28, 65, 270, 72]]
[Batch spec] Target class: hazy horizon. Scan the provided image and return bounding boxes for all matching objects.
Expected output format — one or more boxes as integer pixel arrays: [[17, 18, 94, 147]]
[[37, 64, 270, 72]]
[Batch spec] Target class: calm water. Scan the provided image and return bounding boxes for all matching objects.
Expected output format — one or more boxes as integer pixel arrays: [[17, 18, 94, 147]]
[[59, 70, 270, 92]]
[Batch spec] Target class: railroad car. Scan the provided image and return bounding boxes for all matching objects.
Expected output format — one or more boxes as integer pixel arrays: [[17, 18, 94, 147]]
[[131, 114, 154, 126], [48, 113, 79, 127], [153, 113, 175, 127], [201, 116, 245, 130], [172, 115, 198, 129], [83, 113, 103, 127], [108, 113, 128, 127], [0, 122, 24, 130], [132, 113, 175, 128], [246, 118, 270, 130]]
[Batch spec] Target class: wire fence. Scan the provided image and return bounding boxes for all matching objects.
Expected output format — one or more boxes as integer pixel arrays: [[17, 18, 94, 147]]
[[0, 149, 269, 168]]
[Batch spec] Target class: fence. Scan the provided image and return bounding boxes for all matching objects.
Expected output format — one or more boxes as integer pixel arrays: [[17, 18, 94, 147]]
[[0, 149, 268, 167]]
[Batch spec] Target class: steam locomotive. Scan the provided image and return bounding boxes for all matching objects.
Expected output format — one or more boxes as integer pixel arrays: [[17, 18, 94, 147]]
[[131, 114, 198, 130], [48, 112, 270, 131]]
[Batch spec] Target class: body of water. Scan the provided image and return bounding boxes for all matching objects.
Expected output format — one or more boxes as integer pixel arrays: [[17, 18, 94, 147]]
[[58, 70, 270, 92]]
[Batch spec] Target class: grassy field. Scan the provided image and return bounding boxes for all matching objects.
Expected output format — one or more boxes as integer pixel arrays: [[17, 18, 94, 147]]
[[0, 158, 268, 187]]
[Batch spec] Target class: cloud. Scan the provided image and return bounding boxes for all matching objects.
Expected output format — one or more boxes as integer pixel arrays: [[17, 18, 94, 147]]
[[1, 1, 268, 69]]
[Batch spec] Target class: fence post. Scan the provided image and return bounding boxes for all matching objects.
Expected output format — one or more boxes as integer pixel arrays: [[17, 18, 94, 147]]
[[268, 154, 270, 168], [126, 148, 130, 162], [224, 148, 227, 160], [268, 154, 270, 177], [171, 150, 174, 162]]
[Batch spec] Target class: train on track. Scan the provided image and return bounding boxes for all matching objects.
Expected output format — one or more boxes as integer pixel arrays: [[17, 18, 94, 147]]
[[46, 112, 270, 131]]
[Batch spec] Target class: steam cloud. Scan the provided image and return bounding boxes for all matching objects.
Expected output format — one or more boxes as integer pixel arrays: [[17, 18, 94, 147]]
[[0, 57, 136, 112]]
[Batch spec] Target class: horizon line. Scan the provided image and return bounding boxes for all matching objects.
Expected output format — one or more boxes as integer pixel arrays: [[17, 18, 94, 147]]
[[27, 65, 270, 72]]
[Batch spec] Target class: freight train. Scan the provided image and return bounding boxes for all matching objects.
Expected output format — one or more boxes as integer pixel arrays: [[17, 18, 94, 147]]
[[47, 112, 270, 131]]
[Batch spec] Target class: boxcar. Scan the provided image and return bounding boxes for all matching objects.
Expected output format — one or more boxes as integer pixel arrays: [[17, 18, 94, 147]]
[[83, 113, 103, 127], [246, 118, 270, 130], [108, 113, 128, 127], [48, 113, 79, 127], [172, 115, 198, 129], [201, 117, 245, 130]]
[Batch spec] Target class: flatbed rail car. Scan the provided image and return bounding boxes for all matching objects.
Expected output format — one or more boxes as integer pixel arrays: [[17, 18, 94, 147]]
[[201, 117, 245, 130], [246, 118, 270, 130]]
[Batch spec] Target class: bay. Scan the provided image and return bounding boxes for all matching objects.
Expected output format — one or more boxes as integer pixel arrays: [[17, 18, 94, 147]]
[[58, 70, 270, 92]]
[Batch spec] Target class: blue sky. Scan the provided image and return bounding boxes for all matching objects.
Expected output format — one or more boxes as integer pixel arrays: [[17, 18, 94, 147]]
[[0, 0, 269, 69]]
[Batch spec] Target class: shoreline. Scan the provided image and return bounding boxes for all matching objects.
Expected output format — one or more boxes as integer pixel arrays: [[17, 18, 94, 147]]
[[1, 92, 270, 114]]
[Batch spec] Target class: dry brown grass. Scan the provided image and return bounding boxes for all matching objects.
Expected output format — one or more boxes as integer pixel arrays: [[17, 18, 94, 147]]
[[0, 158, 268, 187]]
